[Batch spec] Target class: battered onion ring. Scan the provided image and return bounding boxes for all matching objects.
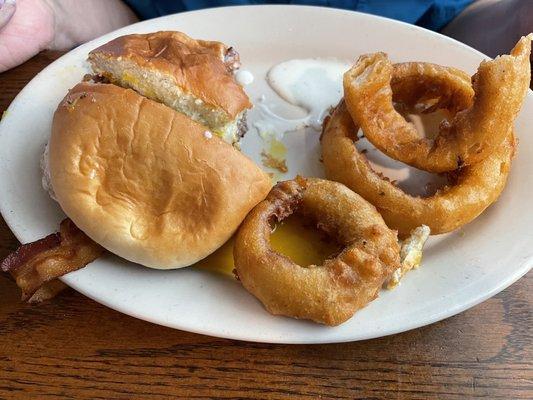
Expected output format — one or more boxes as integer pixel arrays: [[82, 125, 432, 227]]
[[233, 177, 400, 326], [391, 62, 473, 115], [344, 35, 531, 173], [321, 102, 515, 236]]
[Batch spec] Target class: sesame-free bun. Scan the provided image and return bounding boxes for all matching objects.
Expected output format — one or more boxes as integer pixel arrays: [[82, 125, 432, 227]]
[[49, 82, 271, 269], [88, 31, 251, 143]]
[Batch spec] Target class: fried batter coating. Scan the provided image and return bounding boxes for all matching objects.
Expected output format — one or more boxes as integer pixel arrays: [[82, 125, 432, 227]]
[[233, 177, 400, 326], [344, 35, 531, 173], [321, 102, 515, 236]]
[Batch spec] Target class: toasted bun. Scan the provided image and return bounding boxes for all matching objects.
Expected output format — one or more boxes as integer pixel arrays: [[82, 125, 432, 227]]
[[49, 83, 271, 269], [88, 31, 252, 120]]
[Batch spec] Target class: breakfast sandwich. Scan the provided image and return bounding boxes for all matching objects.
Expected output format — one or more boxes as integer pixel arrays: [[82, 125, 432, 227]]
[[88, 31, 252, 144], [2, 31, 271, 301]]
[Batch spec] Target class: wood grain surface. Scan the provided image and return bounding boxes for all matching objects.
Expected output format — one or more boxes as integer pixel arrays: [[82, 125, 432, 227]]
[[0, 52, 532, 400]]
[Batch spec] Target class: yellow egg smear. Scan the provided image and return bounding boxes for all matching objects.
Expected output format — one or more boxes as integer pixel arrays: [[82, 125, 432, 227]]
[[194, 214, 340, 277], [270, 214, 341, 267], [194, 236, 236, 277], [268, 138, 288, 159], [261, 139, 288, 174], [121, 71, 140, 86], [120, 71, 157, 99]]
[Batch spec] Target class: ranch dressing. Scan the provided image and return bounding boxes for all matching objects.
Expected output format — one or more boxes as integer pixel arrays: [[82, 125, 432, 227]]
[[254, 58, 351, 137], [234, 70, 254, 86]]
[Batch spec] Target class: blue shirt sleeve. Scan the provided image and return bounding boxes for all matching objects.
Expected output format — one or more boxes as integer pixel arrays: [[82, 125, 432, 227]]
[[123, 0, 473, 31]]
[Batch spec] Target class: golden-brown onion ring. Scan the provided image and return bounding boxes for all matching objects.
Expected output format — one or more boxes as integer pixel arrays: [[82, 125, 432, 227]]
[[343, 35, 531, 173], [233, 177, 400, 326], [321, 102, 515, 236], [391, 62, 473, 115]]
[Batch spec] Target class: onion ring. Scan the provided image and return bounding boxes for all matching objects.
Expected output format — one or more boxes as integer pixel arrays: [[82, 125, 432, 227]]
[[233, 177, 400, 326], [343, 35, 531, 173], [320, 102, 515, 236], [391, 62, 473, 115]]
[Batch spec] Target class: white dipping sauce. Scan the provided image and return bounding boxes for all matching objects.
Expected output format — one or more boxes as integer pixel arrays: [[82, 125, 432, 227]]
[[234, 70, 254, 86], [254, 58, 351, 137]]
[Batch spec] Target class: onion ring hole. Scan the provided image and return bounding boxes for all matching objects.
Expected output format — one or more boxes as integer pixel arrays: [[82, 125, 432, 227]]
[[355, 108, 451, 198], [194, 213, 341, 277]]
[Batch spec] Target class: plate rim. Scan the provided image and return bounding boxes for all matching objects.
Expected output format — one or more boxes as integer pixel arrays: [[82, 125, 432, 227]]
[[0, 5, 531, 343]]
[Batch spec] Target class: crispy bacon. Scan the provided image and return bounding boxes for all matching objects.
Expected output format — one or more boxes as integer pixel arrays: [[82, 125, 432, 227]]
[[1, 232, 61, 272], [1, 218, 104, 302]]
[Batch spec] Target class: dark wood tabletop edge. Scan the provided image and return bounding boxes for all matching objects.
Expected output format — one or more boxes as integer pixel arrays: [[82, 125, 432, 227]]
[[0, 50, 531, 400]]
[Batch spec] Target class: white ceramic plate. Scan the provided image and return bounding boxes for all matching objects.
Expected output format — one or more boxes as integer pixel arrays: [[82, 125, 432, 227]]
[[0, 6, 531, 343]]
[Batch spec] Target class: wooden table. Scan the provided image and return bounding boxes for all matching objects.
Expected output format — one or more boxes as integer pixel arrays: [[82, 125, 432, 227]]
[[0, 52, 531, 400]]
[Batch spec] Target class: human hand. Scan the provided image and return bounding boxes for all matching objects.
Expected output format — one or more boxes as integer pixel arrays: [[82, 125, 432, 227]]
[[0, 0, 137, 73], [0, 0, 54, 72]]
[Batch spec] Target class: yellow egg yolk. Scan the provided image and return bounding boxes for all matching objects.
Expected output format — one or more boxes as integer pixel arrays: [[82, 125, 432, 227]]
[[194, 214, 340, 277]]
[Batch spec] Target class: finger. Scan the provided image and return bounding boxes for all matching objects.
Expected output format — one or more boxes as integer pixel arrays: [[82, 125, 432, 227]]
[[0, 0, 16, 32]]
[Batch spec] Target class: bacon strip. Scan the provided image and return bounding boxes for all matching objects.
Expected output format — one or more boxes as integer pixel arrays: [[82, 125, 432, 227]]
[[1, 232, 61, 272], [1, 219, 104, 302]]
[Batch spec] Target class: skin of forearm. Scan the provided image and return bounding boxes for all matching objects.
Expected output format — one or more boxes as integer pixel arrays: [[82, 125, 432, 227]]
[[44, 0, 138, 50]]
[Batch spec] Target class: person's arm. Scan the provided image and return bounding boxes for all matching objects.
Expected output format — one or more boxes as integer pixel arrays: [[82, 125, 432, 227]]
[[443, 0, 533, 57], [0, 0, 137, 73]]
